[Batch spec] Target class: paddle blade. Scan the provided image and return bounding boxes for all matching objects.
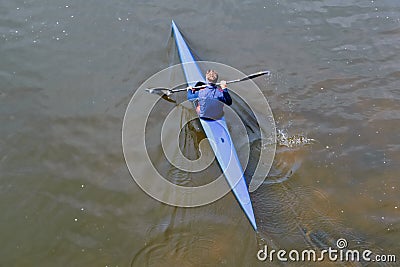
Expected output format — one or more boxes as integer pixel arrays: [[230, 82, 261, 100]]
[[242, 71, 270, 81], [144, 88, 176, 103], [145, 88, 172, 96]]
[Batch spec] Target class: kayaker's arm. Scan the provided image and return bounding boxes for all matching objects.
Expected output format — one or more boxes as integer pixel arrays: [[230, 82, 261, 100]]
[[219, 80, 232, 106], [187, 87, 199, 101], [221, 89, 232, 106]]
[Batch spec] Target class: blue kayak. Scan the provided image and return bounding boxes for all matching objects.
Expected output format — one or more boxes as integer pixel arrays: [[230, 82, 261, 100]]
[[171, 21, 257, 231]]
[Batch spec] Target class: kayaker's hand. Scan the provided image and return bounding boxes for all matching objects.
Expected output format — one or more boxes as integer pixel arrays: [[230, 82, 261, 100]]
[[187, 86, 194, 92], [220, 80, 227, 89]]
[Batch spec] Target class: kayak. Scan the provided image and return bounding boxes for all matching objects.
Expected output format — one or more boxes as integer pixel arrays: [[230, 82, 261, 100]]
[[171, 21, 257, 231]]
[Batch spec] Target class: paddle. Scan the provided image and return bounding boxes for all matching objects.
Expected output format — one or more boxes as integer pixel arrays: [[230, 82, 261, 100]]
[[145, 70, 270, 97]]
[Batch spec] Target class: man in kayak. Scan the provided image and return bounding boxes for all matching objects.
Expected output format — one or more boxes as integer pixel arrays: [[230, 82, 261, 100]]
[[187, 69, 232, 120]]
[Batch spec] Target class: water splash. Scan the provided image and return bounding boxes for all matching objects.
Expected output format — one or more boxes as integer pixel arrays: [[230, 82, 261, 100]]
[[276, 129, 316, 148], [249, 129, 315, 186]]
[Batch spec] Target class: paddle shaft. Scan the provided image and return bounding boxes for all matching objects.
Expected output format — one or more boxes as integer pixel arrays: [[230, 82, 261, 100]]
[[170, 70, 270, 93]]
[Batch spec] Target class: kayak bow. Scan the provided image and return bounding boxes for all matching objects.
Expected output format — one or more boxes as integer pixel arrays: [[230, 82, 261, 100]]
[[171, 21, 257, 231]]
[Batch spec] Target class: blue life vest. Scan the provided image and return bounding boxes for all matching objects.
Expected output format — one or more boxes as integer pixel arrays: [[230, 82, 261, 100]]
[[197, 85, 225, 120]]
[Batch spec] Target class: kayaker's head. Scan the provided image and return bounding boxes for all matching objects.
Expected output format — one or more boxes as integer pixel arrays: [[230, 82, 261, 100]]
[[206, 69, 218, 84]]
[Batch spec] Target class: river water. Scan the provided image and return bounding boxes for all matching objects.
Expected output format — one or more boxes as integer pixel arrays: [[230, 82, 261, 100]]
[[1, 0, 399, 266]]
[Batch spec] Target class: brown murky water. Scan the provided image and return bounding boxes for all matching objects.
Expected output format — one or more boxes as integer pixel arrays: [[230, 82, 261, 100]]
[[1, 0, 399, 266]]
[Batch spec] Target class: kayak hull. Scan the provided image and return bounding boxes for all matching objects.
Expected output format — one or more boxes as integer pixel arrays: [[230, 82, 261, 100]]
[[171, 21, 257, 231]]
